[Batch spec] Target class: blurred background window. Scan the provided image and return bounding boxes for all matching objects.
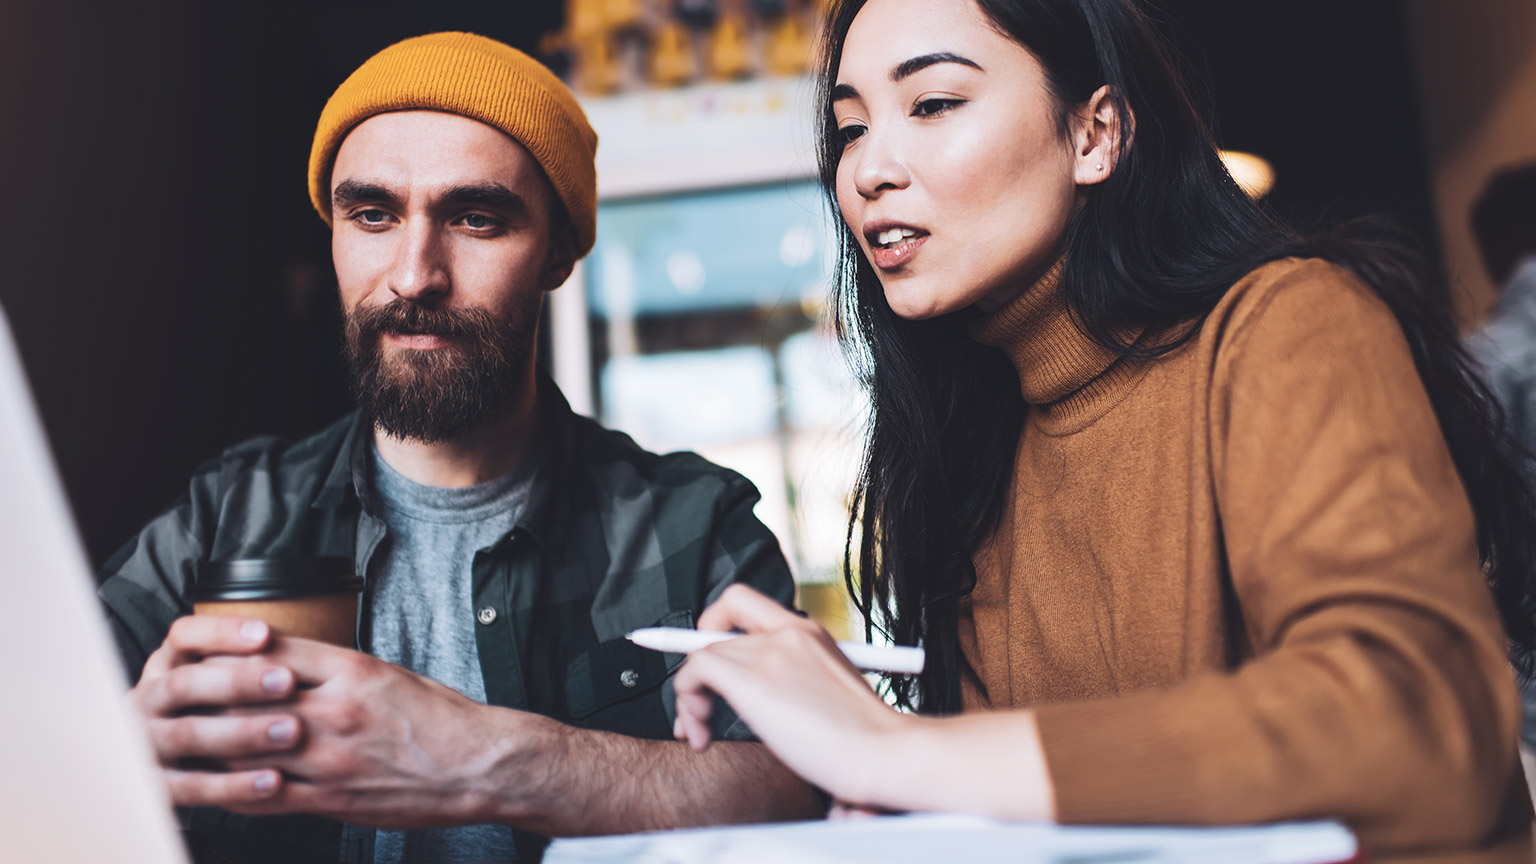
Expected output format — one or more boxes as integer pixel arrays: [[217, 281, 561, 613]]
[[552, 62, 869, 636]]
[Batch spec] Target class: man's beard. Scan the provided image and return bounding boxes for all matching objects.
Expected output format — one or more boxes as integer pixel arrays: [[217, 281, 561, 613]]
[[343, 298, 535, 444]]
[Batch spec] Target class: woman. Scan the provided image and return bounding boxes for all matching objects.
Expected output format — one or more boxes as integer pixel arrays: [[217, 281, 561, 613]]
[[670, 0, 1536, 851]]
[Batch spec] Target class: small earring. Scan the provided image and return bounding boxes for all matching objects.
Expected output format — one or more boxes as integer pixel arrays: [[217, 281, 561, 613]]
[[1095, 163, 1105, 171]]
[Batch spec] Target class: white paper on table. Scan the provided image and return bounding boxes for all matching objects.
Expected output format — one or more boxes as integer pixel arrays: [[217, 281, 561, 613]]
[[544, 813, 1358, 864]]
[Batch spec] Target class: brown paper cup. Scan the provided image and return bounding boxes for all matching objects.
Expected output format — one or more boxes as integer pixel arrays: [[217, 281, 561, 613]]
[[191, 558, 362, 649]]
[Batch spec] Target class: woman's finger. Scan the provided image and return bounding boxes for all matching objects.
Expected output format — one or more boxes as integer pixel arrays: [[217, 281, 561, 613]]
[[672, 648, 738, 751], [676, 689, 716, 751], [677, 689, 714, 725]]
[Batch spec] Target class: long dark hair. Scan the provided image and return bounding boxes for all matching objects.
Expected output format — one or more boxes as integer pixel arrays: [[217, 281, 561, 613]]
[[818, 0, 1536, 713]]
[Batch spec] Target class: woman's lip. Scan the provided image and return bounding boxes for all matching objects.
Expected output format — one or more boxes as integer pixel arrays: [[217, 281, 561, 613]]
[[384, 332, 450, 350], [869, 233, 929, 271]]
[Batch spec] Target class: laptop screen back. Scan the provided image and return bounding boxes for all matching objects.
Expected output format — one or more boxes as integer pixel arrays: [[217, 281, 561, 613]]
[[0, 305, 188, 864]]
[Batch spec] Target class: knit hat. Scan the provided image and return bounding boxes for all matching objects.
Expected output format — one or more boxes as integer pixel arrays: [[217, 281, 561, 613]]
[[308, 32, 599, 256]]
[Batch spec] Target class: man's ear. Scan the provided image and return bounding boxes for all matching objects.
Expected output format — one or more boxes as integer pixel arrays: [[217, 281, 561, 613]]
[[1070, 85, 1133, 187], [541, 221, 579, 292]]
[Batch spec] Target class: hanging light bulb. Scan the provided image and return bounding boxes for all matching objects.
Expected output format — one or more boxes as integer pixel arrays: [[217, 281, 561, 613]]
[[1219, 149, 1276, 199]]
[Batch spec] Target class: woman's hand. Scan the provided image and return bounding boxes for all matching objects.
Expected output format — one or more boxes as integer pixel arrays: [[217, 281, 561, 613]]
[[674, 584, 1057, 821], [671, 584, 908, 806]]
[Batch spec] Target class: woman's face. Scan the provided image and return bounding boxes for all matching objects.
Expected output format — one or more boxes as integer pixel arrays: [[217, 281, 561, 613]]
[[832, 0, 1087, 319]]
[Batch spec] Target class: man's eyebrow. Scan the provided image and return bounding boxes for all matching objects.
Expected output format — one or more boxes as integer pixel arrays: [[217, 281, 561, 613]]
[[440, 183, 529, 215], [331, 179, 399, 210], [892, 52, 983, 81], [331, 180, 532, 217]]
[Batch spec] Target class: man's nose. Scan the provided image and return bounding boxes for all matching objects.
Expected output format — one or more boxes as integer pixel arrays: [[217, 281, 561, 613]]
[[387, 221, 450, 302], [852, 127, 912, 201]]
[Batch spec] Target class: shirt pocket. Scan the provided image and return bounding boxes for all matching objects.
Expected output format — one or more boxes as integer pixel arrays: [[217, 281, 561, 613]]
[[564, 609, 693, 735]]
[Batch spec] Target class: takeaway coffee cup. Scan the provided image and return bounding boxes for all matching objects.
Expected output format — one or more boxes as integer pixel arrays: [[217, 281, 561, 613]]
[[191, 558, 363, 648]]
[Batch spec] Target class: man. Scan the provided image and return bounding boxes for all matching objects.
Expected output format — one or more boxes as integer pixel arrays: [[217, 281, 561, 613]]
[[98, 32, 821, 864]]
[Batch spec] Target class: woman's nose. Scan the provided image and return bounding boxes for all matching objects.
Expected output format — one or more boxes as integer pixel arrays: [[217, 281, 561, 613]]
[[852, 128, 912, 201]]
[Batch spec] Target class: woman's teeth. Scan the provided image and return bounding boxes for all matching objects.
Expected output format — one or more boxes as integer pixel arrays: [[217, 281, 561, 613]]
[[875, 228, 920, 249]]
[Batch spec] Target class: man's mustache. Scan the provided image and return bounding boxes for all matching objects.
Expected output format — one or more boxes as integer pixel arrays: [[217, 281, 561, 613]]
[[350, 300, 492, 339]]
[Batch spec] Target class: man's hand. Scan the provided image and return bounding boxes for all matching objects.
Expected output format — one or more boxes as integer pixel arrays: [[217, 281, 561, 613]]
[[132, 616, 826, 833], [218, 636, 827, 833], [128, 615, 301, 806], [129, 616, 499, 825], [221, 636, 515, 829]]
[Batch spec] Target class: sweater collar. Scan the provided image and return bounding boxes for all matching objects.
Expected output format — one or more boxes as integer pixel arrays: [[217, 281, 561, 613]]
[[969, 257, 1146, 429]]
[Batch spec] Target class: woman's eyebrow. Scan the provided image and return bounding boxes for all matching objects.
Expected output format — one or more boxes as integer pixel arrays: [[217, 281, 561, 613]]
[[831, 51, 982, 104], [892, 52, 983, 81]]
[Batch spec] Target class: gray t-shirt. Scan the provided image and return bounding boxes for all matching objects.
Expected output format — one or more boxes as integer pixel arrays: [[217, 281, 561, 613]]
[[367, 446, 534, 864]]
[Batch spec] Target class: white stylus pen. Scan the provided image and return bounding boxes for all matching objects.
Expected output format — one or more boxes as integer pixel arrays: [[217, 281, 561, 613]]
[[626, 627, 926, 675]]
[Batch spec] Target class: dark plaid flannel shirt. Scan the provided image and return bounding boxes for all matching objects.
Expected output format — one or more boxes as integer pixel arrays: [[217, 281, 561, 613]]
[[96, 379, 796, 864]]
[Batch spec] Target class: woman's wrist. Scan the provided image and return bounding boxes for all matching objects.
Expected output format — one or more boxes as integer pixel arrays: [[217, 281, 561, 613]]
[[840, 707, 925, 809], [843, 709, 1056, 821]]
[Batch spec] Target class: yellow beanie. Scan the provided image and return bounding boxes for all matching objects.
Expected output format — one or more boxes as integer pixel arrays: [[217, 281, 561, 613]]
[[307, 32, 599, 256]]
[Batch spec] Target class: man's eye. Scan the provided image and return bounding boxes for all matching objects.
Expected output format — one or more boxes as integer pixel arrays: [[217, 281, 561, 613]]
[[462, 213, 495, 230], [356, 209, 389, 224], [912, 98, 963, 117], [838, 124, 867, 146]]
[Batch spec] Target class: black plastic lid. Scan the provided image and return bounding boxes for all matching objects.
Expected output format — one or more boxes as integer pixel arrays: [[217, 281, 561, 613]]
[[191, 557, 363, 602]]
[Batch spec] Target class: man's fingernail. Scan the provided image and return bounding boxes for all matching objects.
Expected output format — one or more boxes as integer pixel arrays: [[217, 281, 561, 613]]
[[261, 668, 291, 694], [241, 621, 268, 644], [253, 771, 278, 793], [268, 719, 297, 744]]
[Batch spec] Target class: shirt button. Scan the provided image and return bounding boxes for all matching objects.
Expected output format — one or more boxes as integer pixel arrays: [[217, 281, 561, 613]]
[[619, 669, 640, 688], [477, 607, 498, 625]]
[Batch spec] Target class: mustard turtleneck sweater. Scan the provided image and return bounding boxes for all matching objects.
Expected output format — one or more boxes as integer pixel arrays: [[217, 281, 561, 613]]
[[960, 256, 1530, 850]]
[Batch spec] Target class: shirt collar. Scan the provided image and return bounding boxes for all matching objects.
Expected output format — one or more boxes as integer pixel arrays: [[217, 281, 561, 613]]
[[313, 412, 370, 512], [509, 378, 577, 564]]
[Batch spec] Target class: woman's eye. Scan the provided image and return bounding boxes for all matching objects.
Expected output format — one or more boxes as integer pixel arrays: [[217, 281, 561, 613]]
[[838, 123, 867, 146], [912, 98, 963, 117]]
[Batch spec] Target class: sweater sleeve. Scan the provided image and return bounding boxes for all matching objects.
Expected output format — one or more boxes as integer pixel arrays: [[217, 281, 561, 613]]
[[1030, 260, 1525, 849]]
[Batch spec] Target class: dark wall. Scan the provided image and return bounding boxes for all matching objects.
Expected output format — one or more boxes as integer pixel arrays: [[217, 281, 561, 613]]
[[0, 0, 1435, 567], [1156, 0, 1440, 251]]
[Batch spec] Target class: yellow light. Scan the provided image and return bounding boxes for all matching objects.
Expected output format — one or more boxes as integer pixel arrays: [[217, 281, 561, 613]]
[[1219, 149, 1276, 199]]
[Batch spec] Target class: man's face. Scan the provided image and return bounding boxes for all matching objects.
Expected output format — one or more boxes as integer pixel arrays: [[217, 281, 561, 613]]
[[330, 110, 574, 443]]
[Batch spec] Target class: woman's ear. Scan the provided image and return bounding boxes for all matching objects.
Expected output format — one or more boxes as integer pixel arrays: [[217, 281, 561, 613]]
[[1071, 85, 1132, 186]]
